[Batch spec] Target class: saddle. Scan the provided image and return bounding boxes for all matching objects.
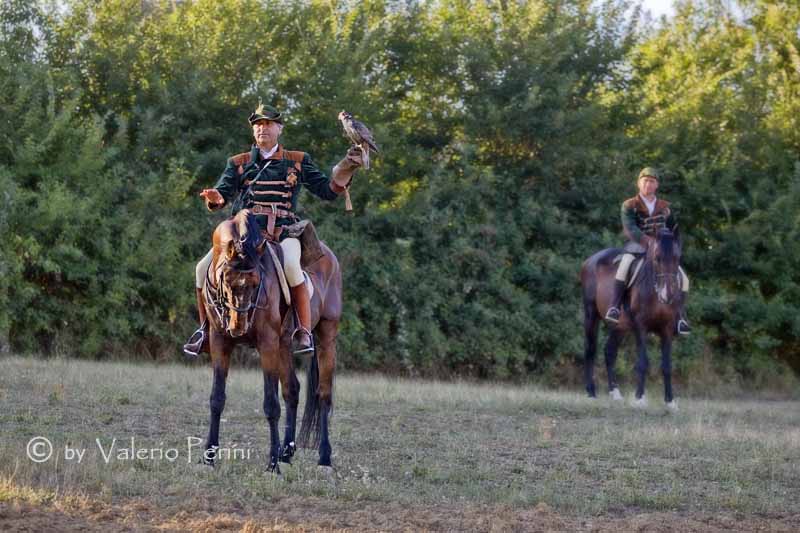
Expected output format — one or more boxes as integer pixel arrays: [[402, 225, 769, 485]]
[[281, 220, 326, 267], [254, 220, 324, 303]]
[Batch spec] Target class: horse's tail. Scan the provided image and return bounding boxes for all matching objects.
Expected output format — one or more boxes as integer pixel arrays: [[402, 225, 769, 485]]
[[298, 346, 322, 449]]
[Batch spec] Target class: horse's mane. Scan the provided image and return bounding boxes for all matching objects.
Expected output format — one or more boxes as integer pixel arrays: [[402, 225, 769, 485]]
[[231, 209, 263, 270], [635, 230, 676, 292]]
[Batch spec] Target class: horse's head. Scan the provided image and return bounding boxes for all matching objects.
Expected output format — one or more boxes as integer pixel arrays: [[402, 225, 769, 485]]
[[647, 227, 682, 304], [215, 210, 266, 337]]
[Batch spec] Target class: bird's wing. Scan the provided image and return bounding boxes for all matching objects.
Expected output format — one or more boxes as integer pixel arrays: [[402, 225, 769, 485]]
[[353, 120, 379, 153]]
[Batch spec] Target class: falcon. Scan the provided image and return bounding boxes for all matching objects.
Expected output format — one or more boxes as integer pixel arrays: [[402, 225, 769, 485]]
[[338, 111, 379, 169]]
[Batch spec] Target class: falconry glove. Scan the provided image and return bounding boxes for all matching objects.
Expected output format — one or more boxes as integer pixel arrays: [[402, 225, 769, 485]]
[[331, 147, 363, 211]]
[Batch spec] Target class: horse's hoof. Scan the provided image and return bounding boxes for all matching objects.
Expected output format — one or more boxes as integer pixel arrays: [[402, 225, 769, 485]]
[[279, 442, 296, 464], [665, 400, 679, 412], [266, 460, 281, 475], [609, 388, 623, 401], [631, 395, 648, 408], [192, 461, 214, 472]]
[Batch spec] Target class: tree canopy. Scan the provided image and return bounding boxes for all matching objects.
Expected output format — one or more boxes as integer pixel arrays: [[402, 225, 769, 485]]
[[2, 0, 798, 384]]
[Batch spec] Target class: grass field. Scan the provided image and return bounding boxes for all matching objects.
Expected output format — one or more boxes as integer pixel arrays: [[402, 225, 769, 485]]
[[1, 355, 798, 532]]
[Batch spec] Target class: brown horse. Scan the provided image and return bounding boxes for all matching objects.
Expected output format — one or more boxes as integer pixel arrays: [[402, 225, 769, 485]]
[[200, 210, 342, 470], [580, 228, 683, 408]]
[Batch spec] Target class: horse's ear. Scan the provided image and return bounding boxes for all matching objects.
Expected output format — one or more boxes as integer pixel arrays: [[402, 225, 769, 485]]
[[256, 237, 267, 256], [226, 240, 236, 261]]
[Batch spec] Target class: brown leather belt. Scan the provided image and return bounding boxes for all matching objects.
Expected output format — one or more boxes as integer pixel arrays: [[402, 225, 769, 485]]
[[251, 202, 292, 214], [249, 203, 296, 241]]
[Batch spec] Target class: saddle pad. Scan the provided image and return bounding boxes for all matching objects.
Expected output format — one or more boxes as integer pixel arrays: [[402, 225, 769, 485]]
[[628, 258, 644, 288], [612, 254, 644, 288], [265, 241, 292, 305]]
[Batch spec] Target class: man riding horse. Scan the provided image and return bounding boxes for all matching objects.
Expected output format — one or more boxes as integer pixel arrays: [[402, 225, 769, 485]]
[[183, 102, 362, 357], [605, 167, 691, 335]]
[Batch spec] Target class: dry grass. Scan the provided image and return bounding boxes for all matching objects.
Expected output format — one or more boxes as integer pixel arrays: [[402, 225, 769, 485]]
[[1, 355, 798, 531]]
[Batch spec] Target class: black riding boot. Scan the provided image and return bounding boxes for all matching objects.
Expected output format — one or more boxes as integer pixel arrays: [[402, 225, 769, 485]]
[[677, 292, 691, 335], [604, 280, 626, 324], [291, 282, 314, 355]]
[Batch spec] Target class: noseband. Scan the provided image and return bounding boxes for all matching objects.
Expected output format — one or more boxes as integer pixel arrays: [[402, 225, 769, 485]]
[[205, 257, 266, 335], [654, 271, 681, 304]]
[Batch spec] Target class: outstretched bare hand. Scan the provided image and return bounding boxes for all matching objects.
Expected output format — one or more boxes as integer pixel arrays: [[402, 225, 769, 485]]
[[199, 188, 224, 206]]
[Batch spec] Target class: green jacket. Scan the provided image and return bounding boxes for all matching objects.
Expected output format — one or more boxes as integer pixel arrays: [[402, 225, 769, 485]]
[[621, 195, 676, 250], [211, 144, 339, 230]]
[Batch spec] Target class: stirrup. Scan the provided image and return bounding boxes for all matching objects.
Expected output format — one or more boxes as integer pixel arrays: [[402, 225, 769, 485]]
[[677, 319, 691, 336], [291, 327, 314, 355], [183, 324, 206, 358], [604, 307, 621, 324]]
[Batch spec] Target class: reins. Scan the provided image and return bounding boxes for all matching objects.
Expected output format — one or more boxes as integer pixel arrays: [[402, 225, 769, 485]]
[[204, 251, 269, 334], [639, 232, 681, 305]]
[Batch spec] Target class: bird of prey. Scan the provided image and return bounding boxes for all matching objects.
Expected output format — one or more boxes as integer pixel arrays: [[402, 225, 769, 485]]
[[338, 111, 379, 169]]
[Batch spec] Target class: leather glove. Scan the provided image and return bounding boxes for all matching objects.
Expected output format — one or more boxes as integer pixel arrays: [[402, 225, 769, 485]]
[[332, 147, 364, 188]]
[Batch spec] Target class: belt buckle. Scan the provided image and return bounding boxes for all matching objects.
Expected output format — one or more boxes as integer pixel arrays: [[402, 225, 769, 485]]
[[252, 204, 277, 216]]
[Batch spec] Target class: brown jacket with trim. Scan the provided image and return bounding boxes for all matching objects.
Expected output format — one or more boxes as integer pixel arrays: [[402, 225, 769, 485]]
[[621, 195, 676, 252]]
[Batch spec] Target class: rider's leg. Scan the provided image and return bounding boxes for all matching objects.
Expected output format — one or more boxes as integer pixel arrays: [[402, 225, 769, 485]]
[[184, 249, 213, 357], [605, 253, 635, 323], [677, 266, 691, 335], [281, 238, 314, 354]]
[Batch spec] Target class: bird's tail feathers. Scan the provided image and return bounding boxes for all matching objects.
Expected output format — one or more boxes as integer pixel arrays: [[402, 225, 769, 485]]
[[360, 144, 370, 169]]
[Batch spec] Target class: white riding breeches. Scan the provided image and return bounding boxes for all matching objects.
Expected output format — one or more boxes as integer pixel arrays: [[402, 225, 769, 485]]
[[615, 253, 689, 292], [280, 237, 304, 288]]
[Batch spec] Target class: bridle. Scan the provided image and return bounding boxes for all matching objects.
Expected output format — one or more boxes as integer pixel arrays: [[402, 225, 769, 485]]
[[654, 271, 681, 304], [204, 246, 268, 335], [648, 233, 681, 305]]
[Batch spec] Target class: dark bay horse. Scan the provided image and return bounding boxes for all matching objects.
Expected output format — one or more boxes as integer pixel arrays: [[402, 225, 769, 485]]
[[201, 210, 342, 470], [580, 229, 683, 409]]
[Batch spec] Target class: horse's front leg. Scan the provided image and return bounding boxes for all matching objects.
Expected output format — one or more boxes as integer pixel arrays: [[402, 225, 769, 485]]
[[204, 335, 231, 465], [660, 333, 675, 406], [583, 301, 600, 398], [632, 323, 649, 404], [604, 327, 624, 400], [279, 349, 300, 464], [257, 311, 284, 473], [262, 371, 282, 473]]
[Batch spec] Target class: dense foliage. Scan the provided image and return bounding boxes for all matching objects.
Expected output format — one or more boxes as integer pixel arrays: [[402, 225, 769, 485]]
[[1, 0, 798, 382]]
